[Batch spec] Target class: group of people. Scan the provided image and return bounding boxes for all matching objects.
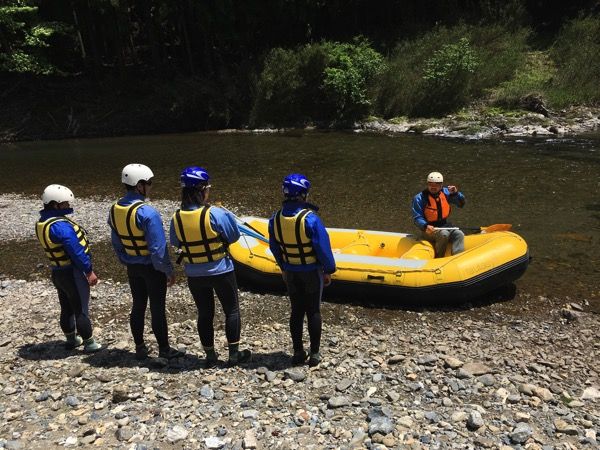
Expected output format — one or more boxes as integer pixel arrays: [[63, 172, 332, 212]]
[[35, 164, 465, 368]]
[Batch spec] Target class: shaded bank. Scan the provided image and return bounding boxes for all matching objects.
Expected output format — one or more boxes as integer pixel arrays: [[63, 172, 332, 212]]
[[1, 72, 598, 143]]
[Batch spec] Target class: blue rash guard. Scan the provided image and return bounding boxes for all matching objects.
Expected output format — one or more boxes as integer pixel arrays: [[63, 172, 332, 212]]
[[108, 191, 173, 276], [169, 205, 240, 277], [39, 208, 93, 274], [268, 201, 336, 274], [412, 187, 466, 231]]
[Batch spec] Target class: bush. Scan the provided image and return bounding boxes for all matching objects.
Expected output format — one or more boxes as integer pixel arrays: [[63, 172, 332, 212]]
[[375, 24, 529, 117], [0, 3, 77, 75], [490, 51, 555, 108], [250, 38, 385, 127], [548, 15, 600, 106], [419, 37, 479, 115]]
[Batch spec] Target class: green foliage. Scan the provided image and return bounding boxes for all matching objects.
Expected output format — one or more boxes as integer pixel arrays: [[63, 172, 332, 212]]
[[375, 24, 529, 117], [0, 1, 75, 75], [419, 38, 479, 115], [321, 39, 386, 123], [490, 51, 556, 108], [423, 38, 479, 85], [0, 49, 54, 74], [549, 15, 600, 106], [251, 38, 385, 127]]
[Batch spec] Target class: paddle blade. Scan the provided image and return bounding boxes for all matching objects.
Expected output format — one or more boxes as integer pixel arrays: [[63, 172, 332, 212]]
[[481, 224, 512, 233], [238, 224, 269, 243]]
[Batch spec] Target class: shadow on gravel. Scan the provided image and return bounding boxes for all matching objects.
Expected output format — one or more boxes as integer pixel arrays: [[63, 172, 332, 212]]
[[73, 348, 296, 373], [244, 351, 292, 371], [82, 348, 205, 373], [327, 283, 518, 313], [18, 340, 77, 360]]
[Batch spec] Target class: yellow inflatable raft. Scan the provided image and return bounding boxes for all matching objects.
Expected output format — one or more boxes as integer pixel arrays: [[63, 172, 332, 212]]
[[229, 217, 529, 303]]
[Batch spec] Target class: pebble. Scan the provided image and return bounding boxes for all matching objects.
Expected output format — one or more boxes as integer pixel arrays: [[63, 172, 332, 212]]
[[328, 397, 350, 409], [336, 378, 353, 392], [510, 422, 533, 444], [283, 368, 306, 382], [467, 411, 484, 430], [167, 425, 189, 443]]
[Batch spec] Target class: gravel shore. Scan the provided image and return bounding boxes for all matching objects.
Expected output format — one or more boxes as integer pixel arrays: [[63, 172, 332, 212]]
[[1, 194, 599, 449]]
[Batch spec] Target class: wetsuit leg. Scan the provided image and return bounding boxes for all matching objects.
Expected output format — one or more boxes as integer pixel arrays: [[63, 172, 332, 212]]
[[286, 271, 322, 353], [127, 264, 149, 346], [143, 266, 169, 348], [305, 272, 323, 354], [188, 276, 216, 348], [211, 271, 241, 344], [52, 270, 75, 334], [51, 268, 93, 339]]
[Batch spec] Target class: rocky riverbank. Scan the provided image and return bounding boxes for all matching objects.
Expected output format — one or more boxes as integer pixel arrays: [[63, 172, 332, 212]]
[[357, 106, 600, 140], [2, 98, 599, 143], [0, 276, 599, 449], [356, 107, 600, 139], [1, 193, 599, 449]]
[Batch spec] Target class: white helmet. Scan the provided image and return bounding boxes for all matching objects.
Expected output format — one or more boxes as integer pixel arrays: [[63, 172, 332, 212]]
[[121, 163, 154, 186], [42, 184, 74, 204], [427, 171, 444, 183]]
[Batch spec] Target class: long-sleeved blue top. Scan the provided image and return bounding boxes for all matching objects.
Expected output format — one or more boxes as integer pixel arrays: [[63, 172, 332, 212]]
[[39, 208, 93, 274], [108, 191, 173, 276], [268, 200, 336, 274], [412, 187, 466, 230], [169, 204, 240, 277]]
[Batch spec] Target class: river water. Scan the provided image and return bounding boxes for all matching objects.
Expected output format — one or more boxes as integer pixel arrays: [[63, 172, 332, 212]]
[[1, 131, 598, 307]]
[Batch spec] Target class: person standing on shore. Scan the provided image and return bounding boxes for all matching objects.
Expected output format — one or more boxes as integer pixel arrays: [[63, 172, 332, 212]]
[[169, 166, 251, 368], [412, 171, 466, 258], [268, 173, 336, 367], [35, 184, 102, 352], [109, 163, 183, 361]]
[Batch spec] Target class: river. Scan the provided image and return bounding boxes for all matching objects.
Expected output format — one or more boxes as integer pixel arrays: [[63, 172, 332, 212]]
[[0, 131, 598, 308]]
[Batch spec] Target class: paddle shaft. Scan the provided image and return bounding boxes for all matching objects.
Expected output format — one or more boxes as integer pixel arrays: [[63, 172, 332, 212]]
[[217, 204, 267, 237], [435, 223, 512, 233], [238, 224, 269, 243]]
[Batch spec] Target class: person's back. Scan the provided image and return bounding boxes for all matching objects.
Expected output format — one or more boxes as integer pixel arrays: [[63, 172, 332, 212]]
[[268, 173, 335, 367], [36, 184, 101, 352], [169, 166, 251, 368], [108, 163, 182, 361]]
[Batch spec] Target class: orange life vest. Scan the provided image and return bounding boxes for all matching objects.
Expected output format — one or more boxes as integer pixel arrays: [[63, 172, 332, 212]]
[[423, 190, 451, 225]]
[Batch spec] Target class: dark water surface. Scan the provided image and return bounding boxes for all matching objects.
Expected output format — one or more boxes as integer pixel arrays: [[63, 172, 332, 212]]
[[1, 131, 598, 306]]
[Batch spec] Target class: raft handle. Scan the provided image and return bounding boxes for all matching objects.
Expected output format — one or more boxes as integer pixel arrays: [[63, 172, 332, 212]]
[[367, 274, 385, 281]]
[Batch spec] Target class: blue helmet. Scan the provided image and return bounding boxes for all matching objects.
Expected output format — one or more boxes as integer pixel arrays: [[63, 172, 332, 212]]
[[180, 166, 210, 188], [282, 173, 311, 197]]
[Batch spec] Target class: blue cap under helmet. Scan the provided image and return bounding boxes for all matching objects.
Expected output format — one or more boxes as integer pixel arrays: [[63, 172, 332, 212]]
[[180, 166, 210, 188], [282, 173, 311, 197]]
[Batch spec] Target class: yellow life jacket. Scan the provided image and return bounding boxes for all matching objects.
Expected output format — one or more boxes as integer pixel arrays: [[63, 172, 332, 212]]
[[35, 217, 90, 267], [273, 209, 317, 265], [109, 201, 150, 256], [172, 206, 226, 264]]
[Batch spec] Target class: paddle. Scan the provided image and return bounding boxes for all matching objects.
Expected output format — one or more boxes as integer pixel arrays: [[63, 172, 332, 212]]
[[238, 223, 269, 243], [214, 202, 267, 238], [435, 224, 512, 233]]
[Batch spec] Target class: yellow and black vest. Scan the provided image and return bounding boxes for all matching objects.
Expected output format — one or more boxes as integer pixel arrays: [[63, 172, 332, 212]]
[[35, 217, 90, 267], [273, 209, 317, 265], [172, 206, 226, 264], [109, 201, 150, 256]]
